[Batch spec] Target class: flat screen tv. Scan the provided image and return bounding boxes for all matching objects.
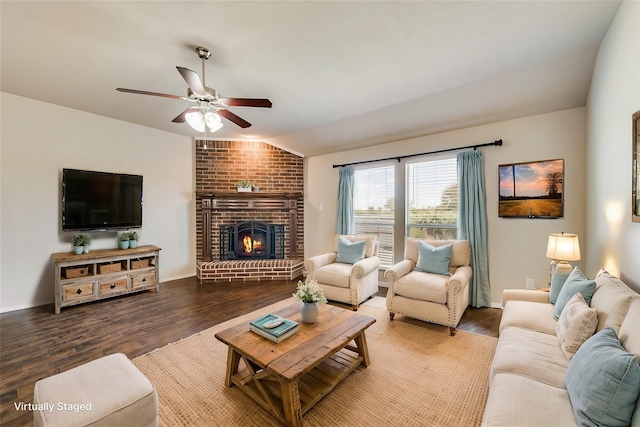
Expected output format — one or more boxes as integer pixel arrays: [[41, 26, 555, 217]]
[[62, 168, 143, 231], [498, 159, 564, 219]]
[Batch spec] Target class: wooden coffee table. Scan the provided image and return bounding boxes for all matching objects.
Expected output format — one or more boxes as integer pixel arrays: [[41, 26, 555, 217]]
[[215, 302, 376, 427]]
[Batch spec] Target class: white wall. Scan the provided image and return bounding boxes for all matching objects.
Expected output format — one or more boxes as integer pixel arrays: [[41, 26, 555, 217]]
[[1, 93, 195, 312], [586, 0, 640, 292], [305, 108, 587, 306]]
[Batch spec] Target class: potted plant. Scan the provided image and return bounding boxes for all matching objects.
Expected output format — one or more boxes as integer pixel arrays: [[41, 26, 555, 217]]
[[235, 180, 254, 192], [80, 234, 92, 253], [71, 235, 84, 254], [293, 280, 327, 324], [129, 231, 139, 248], [119, 232, 130, 250]]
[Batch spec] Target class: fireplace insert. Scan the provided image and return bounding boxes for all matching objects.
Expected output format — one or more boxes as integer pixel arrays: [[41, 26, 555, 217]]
[[219, 221, 285, 260]]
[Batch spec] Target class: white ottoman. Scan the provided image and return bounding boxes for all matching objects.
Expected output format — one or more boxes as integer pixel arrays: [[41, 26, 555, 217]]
[[33, 353, 158, 427]]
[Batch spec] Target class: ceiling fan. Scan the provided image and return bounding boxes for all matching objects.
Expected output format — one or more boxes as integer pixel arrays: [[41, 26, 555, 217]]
[[116, 47, 272, 132]]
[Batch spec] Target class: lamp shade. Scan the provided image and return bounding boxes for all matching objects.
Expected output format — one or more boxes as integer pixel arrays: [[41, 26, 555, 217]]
[[546, 233, 580, 261]]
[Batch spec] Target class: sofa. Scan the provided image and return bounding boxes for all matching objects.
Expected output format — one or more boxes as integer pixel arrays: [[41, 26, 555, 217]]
[[305, 234, 380, 310], [482, 269, 640, 427], [384, 238, 472, 335]]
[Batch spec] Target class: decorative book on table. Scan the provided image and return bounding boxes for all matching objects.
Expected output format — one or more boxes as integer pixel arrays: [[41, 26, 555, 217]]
[[249, 314, 299, 343]]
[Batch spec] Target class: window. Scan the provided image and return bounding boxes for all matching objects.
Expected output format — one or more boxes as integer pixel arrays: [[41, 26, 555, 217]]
[[406, 156, 458, 240], [353, 166, 394, 268]]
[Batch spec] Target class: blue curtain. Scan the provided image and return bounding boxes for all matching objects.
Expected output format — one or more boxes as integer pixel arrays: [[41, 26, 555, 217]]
[[336, 166, 355, 234], [457, 151, 491, 307]]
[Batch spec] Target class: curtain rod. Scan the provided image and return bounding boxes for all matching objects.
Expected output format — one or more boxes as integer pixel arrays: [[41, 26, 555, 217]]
[[332, 139, 503, 168]]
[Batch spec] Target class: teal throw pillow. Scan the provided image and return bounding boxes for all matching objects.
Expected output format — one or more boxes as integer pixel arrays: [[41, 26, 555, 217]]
[[565, 327, 640, 427], [553, 267, 595, 320], [335, 237, 366, 264], [415, 242, 452, 276]]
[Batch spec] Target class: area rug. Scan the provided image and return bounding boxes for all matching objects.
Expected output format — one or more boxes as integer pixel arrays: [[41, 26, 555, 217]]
[[133, 297, 497, 426]]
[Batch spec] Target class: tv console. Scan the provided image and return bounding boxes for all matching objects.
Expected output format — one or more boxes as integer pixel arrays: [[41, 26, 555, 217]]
[[52, 245, 161, 314]]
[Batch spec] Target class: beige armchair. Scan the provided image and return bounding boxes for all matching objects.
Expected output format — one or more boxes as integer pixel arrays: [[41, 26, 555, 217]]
[[305, 235, 380, 310], [384, 238, 472, 335]]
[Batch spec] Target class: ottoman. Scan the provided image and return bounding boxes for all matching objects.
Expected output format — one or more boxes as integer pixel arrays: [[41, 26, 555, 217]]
[[33, 353, 158, 427]]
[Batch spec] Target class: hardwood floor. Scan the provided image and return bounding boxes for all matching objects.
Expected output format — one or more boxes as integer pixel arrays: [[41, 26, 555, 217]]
[[0, 277, 501, 426]]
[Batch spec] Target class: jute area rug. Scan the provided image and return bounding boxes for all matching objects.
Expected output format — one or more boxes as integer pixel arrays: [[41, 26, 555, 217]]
[[133, 297, 497, 427]]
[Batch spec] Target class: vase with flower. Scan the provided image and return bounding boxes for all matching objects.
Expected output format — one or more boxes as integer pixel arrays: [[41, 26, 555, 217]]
[[292, 280, 327, 324]]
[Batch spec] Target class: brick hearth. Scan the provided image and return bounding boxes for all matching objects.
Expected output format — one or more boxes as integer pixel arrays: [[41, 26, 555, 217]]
[[197, 259, 305, 282]]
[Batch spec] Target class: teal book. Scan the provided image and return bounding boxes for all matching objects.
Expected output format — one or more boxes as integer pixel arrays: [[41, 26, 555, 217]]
[[250, 314, 299, 343]]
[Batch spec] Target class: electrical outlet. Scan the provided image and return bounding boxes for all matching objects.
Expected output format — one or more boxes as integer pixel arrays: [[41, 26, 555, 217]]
[[526, 278, 535, 289], [319, 204, 324, 211]]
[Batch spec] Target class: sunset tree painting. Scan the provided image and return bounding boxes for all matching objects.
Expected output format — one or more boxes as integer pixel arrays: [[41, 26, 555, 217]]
[[498, 159, 564, 218]]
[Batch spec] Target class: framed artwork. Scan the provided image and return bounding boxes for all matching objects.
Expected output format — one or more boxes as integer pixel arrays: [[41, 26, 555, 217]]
[[633, 110, 640, 223], [499, 159, 564, 218]]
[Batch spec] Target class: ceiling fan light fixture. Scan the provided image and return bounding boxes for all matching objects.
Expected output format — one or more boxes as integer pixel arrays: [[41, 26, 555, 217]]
[[185, 110, 205, 132], [204, 111, 223, 132]]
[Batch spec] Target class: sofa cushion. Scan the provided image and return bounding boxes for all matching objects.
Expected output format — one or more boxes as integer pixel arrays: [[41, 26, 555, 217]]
[[393, 271, 448, 304], [499, 300, 557, 335], [491, 326, 569, 388], [313, 263, 353, 288], [565, 327, 640, 427], [333, 234, 377, 258], [415, 241, 451, 276], [553, 267, 596, 320], [335, 236, 366, 264], [591, 270, 639, 333], [481, 373, 577, 427], [555, 293, 598, 361]]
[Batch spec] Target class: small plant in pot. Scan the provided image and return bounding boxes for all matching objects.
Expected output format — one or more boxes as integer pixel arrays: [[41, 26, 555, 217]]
[[119, 232, 130, 249], [71, 235, 84, 254], [129, 231, 139, 248], [293, 280, 327, 324], [80, 234, 92, 253], [235, 180, 254, 192]]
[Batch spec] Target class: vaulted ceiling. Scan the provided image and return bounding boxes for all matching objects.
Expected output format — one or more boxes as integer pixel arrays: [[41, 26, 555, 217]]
[[1, 1, 621, 157]]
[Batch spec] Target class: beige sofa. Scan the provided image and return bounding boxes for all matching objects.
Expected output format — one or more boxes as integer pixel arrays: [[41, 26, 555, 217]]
[[305, 234, 380, 310], [482, 270, 640, 426], [384, 238, 472, 335]]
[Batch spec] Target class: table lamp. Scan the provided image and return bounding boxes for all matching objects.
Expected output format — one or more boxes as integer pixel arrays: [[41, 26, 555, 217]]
[[546, 232, 581, 289]]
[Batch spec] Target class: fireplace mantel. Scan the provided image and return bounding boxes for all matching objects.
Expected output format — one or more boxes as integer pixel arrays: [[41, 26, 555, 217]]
[[196, 191, 301, 211], [196, 191, 301, 199], [196, 191, 302, 261]]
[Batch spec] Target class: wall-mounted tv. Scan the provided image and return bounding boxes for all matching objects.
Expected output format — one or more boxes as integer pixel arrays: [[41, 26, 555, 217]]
[[62, 168, 143, 231], [498, 159, 564, 219]]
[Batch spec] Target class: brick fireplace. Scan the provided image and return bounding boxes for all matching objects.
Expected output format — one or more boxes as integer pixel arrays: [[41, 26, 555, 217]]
[[195, 140, 304, 282]]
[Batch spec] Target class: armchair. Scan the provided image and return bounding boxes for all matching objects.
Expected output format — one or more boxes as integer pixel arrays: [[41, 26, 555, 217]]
[[305, 235, 380, 310], [385, 238, 472, 335]]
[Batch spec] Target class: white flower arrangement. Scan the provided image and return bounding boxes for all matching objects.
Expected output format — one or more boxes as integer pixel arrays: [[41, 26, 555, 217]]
[[293, 280, 327, 304]]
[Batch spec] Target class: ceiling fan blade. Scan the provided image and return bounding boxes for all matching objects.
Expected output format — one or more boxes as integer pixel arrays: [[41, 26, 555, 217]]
[[217, 109, 252, 128], [172, 107, 199, 123], [220, 98, 272, 108], [176, 66, 207, 97], [116, 88, 188, 101]]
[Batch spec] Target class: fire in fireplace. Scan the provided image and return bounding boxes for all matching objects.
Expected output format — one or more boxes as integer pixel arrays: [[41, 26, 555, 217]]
[[219, 221, 284, 260]]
